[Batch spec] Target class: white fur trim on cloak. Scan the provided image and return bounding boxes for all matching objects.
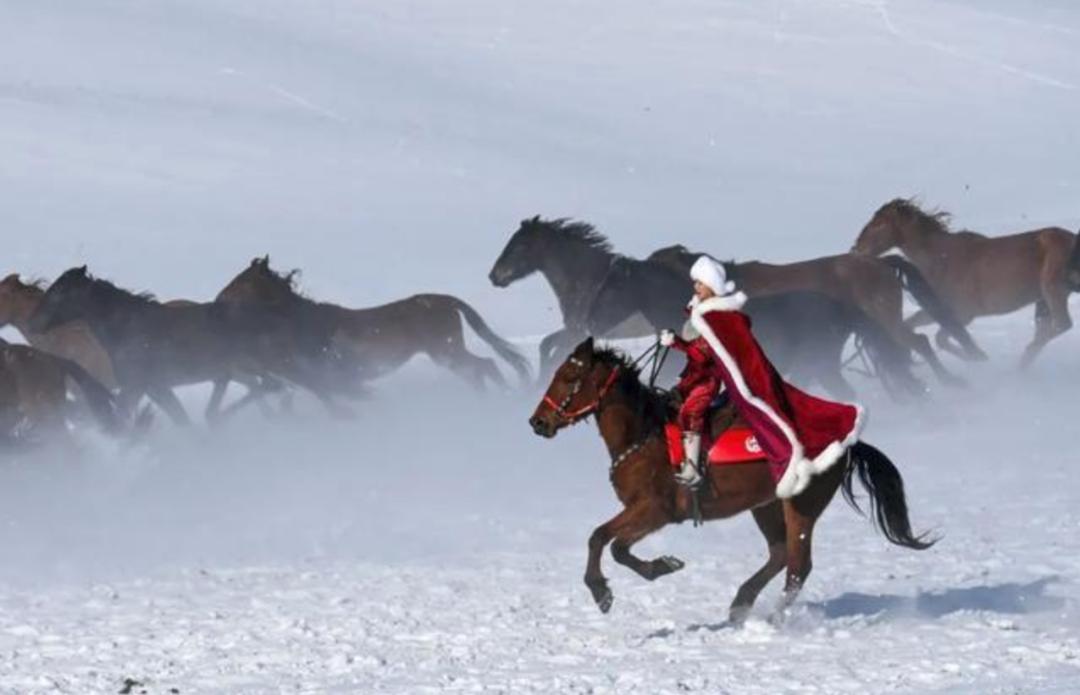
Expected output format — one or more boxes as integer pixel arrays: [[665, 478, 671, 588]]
[[690, 299, 864, 499]]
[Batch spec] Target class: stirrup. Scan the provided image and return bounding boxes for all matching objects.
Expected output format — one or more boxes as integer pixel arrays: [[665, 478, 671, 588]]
[[674, 461, 702, 488]]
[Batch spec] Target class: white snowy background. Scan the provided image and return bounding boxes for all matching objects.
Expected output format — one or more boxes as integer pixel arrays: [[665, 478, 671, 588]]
[[1, 0, 1080, 693]]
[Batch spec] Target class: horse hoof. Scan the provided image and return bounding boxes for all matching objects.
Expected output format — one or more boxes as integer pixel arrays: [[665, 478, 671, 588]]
[[728, 605, 751, 625], [595, 588, 614, 614], [659, 556, 685, 574]]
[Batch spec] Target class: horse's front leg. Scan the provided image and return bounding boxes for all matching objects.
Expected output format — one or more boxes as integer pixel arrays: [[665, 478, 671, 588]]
[[609, 506, 682, 581], [585, 504, 674, 614]]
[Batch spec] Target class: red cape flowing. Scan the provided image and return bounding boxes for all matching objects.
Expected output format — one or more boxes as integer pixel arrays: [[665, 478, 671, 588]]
[[688, 293, 865, 498]]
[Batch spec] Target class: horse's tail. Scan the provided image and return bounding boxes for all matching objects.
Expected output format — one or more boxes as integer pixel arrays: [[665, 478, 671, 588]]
[[843, 441, 936, 550], [879, 254, 986, 360], [1067, 231, 1080, 292], [845, 305, 926, 399], [59, 358, 122, 434], [444, 296, 532, 385]]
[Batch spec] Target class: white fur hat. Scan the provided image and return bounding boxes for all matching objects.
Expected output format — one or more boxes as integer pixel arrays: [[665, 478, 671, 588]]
[[690, 255, 736, 295]]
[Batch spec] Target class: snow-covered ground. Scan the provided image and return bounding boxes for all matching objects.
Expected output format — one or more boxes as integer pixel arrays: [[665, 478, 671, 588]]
[[2, 0, 1080, 692], [1, 319, 1079, 694]]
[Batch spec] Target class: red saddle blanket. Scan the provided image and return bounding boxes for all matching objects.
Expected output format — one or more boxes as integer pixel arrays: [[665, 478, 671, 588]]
[[665, 423, 763, 467]]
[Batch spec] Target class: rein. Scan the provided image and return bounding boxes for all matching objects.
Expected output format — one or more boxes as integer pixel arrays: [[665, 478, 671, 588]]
[[542, 342, 670, 478]]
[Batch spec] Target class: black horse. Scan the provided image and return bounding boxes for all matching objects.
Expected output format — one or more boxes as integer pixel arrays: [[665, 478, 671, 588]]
[[29, 267, 364, 424], [586, 256, 925, 400], [490, 216, 665, 381]]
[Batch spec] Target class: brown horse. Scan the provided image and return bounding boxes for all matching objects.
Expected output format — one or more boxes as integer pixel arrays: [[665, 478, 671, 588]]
[[648, 245, 982, 384], [0, 274, 119, 389], [529, 338, 933, 620], [217, 257, 531, 389], [0, 337, 121, 443], [853, 198, 1080, 366]]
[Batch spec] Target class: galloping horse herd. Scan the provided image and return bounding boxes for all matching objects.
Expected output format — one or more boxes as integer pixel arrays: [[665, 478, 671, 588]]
[[2, 196, 1079, 616], [1, 196, 1078, 446]]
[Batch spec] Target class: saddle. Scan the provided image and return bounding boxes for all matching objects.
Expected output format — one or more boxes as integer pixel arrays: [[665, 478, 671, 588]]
[[664, 393, 764, 467]]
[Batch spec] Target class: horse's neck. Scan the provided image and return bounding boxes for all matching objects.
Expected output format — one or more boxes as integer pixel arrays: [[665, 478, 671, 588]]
[[538, 244, 613, 325], [595, 397, 650, 458], [82, 292, 154, 348], [899, 221, 953, 275], [6, 290, 43, 337], [637, 267, 689, 330]]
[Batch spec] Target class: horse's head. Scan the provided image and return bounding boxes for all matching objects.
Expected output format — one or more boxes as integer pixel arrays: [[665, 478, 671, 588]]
[[852, 198, 912, 256], [217, 255, 299, 305], [530, 337, 620, 438], [489, 215, 546, 287], [0, 274, 38, 325], [29, 266, 92, 333]]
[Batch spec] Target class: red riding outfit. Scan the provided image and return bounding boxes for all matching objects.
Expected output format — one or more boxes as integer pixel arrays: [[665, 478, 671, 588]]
[[672, 292, 864, 498]]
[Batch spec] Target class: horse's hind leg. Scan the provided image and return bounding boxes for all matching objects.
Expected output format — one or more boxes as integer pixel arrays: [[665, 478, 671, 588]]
[[775, 465, 845, 619], [431, 345, 506, 391], [148, 386, 191, 426], [729, 502, 787, 624], [1021, 286, 1072, 368]]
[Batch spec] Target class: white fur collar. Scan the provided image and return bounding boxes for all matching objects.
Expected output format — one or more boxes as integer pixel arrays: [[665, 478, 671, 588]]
[[691, 292, 748, 315]]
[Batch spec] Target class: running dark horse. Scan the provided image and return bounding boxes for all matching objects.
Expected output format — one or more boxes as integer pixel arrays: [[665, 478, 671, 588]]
[[0, 337, 121, 443], [29, 267, 357, 425], [217, 257, 530, 389], [529, 339, 934, 620], [648, 244, 980, 386], [853, 198, 1080, 366], [587, 257, 924, 399], [489, 217, 655, 380]]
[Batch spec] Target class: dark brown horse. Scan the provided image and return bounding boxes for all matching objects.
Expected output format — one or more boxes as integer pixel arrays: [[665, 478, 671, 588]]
[[0, 274, 119, 389], [217, 257, 530, 389], [853, 198, 1080, 366], [29, 267, 354, 425], [0, 337, 121, 443], [529, 339, 933, 620], [648, 245, 982, 385]]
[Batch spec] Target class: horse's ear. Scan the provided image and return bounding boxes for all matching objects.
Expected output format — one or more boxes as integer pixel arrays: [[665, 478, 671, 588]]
[[572, 336, 594, 357], [77, 265, 88, 276]]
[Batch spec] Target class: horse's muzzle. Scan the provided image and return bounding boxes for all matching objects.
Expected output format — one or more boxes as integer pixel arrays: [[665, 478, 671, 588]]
[[488, 270, 509, 288], [529, 415, 555, 438]]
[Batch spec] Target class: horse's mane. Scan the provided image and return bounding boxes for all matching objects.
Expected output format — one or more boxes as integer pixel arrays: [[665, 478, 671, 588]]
[[593, 345, 670, 431], [531, 218, 614, 253], [259, 263, 311, 300], [78, 272, 158, 307], [887, 198, 959, 234]]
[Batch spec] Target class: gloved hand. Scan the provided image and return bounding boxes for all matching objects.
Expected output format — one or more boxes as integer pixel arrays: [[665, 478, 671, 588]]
[[659, 329, 676, 347]]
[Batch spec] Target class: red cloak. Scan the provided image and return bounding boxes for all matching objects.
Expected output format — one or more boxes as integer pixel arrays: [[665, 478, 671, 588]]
[[688, 293, 865, 498]]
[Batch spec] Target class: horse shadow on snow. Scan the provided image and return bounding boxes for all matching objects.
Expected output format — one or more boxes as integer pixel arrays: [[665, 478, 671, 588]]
[[654, 577, 1066, 637]]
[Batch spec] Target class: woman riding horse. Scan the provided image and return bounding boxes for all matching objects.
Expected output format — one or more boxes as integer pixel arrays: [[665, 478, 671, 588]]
[[661, 256, 864, 496]]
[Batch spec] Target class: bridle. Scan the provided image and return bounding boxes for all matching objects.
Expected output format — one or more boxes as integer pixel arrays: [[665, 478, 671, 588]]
[[542, 357, 620, 425]]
